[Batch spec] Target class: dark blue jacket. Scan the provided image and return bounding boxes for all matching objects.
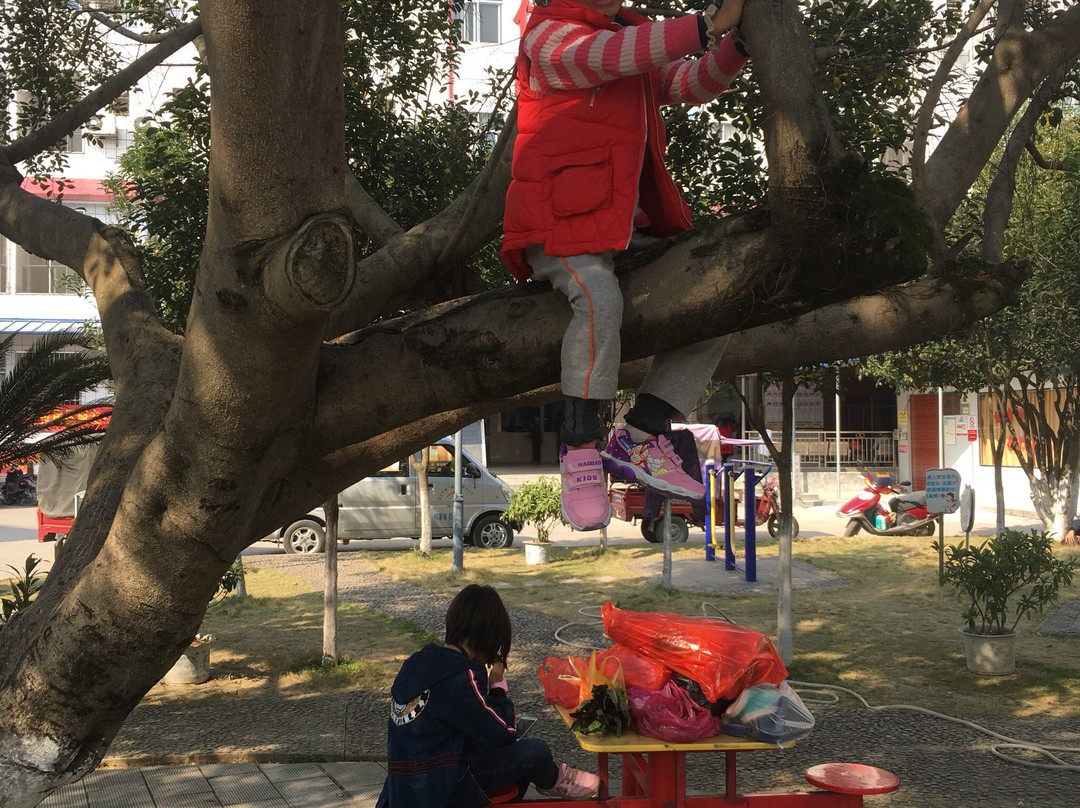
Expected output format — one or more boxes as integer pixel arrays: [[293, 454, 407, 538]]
[[376, 644, 518, 808]]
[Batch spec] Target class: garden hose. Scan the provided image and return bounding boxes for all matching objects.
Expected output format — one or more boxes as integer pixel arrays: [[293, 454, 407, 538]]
[[787, 679, 1080, 773]]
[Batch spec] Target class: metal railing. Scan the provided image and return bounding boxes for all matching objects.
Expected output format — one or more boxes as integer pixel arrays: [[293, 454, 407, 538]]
[[743, 430, 896, 469]]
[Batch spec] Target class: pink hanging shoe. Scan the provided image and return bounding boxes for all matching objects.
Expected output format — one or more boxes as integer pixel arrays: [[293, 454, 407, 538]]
[[559, 444, 611, 531]]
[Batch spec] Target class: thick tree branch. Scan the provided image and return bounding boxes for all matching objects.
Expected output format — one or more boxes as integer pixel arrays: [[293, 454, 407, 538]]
[[982, 60, 1072, 263], [920, 4, 1080, 232], [314, 194, 933, 453], [911, 0, 996, 198], [710, 264, 1028, 376], [2, 19, 203, 166]]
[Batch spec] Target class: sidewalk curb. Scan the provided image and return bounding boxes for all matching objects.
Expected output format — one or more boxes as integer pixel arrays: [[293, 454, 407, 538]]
[[100, 752, 388, 768]]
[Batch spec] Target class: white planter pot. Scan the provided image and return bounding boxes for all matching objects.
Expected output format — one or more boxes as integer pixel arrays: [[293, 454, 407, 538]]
[[960, 628, 1016, 675], [524, 541, 551, 565], [163, 643, 211, 684]]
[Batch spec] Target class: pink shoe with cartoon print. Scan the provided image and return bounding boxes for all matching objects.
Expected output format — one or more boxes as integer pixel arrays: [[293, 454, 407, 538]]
[[601, 429, 705, 500], [559, 444, 611, 531]]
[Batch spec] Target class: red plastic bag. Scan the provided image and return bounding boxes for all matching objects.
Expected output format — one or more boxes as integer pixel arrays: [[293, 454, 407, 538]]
[[537, 651, 626, 709], [601, 602, 787, 703], [538, 657, 584, 708], [628, 682, 723, 743], [595, 645, 671, 692]]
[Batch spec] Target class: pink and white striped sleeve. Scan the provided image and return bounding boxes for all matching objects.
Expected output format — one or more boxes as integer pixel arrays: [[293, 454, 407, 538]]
[[524, 14, 704, 95], [659, 32, 748, 105]]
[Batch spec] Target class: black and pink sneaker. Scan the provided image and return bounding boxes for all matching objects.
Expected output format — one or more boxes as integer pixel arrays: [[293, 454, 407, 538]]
[[601, 429, 705, 500]]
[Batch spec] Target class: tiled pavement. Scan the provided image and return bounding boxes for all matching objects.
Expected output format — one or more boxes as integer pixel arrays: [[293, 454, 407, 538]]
[[41, 761, 388, 808]]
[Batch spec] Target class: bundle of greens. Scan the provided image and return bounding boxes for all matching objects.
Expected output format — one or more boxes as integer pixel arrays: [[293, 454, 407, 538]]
[[569, 684, 632, 736]]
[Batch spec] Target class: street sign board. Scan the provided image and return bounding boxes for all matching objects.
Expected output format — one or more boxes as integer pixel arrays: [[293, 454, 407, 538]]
[[925, 468, 962, 514]]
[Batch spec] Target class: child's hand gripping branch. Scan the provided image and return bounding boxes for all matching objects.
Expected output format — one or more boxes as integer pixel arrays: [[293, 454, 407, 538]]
[[501, 1, 752, 533]]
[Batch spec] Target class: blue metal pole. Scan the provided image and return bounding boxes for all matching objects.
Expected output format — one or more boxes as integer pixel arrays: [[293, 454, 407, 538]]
[[724, 467, 736, 570], [704, 461, 715, 562], [744, 465, 757, 582]]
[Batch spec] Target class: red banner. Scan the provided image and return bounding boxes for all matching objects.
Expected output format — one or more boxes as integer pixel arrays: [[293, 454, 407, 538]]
[[34, 405, 112, 432]]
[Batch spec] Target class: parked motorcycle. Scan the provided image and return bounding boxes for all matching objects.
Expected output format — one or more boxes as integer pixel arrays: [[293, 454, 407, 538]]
[[1, 470, 37, 506], [837, 470, 938, 537]]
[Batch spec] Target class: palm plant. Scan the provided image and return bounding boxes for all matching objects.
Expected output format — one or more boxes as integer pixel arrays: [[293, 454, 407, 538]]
[[0, 331, 113, 470]]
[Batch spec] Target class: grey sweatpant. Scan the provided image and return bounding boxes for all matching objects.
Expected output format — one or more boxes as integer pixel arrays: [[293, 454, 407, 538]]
[[526, 245, 725, 417]]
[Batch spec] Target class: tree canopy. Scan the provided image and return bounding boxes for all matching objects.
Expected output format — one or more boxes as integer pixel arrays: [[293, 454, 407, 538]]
[[2, 2, 1079, 806]]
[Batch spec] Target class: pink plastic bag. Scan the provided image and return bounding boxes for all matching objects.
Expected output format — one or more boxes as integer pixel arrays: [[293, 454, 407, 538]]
[[627, 682, 723, 743]]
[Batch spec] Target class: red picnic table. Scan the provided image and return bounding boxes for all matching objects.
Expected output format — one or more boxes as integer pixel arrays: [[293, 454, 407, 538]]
[[494, 706, 898, 808]]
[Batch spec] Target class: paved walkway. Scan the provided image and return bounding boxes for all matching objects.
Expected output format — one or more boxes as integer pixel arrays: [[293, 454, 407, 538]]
[[42, 761, 389, 808]]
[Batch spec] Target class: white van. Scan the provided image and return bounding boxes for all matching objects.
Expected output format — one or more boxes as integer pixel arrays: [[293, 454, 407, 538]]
[[265, 439, 518, 554]]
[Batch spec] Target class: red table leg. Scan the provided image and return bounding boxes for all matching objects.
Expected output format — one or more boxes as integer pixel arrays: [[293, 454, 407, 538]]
[[725, 751, 738, 799]]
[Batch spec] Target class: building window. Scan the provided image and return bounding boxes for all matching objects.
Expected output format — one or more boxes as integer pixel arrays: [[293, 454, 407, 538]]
[[458, 1, 501, 44], [14, 245, 79, 295]]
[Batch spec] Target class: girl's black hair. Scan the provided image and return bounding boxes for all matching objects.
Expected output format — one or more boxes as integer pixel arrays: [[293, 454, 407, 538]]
[[445, 584, 512, 666]]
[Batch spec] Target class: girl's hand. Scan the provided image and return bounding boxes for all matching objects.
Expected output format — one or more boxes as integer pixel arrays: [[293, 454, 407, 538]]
[[487, 660, 506, 683], [705, 0, 746, 48]]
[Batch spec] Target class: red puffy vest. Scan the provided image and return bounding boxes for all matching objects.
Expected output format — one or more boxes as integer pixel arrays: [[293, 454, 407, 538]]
[[500, 1, 693, 281]]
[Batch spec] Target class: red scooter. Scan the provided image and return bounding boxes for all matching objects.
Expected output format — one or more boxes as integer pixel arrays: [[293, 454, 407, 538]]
[[837, 470, 939, 537]]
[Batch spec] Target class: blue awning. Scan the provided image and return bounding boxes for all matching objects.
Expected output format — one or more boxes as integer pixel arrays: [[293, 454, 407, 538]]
[[0, 318, 97, 334]]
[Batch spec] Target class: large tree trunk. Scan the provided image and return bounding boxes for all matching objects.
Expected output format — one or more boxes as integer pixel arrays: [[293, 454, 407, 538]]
[[0, 2, 349, 804]]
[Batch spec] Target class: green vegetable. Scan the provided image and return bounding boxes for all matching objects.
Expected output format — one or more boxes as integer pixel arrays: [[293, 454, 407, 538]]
[[570, 684, 632, 736]]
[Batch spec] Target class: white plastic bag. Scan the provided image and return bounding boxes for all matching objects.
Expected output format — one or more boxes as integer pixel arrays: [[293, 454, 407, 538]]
[[721, 681, 815, 745]]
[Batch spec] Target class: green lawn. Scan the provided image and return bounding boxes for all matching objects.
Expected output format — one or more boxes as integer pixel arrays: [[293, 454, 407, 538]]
[[362, 534, 1080, 718]]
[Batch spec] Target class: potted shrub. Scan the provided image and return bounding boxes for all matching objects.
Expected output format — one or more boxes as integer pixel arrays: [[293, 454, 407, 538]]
[[504, 476, 566, 564], [937, 528, 1077, 675], [162, 559, 244, 684]]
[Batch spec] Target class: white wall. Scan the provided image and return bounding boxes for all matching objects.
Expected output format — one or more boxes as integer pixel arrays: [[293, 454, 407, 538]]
[[896, 391, 1036, 519], [445, 1, 521, 109]]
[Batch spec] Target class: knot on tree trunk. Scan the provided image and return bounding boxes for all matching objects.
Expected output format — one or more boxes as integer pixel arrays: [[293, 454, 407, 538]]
[[265, 213, 354, 315]]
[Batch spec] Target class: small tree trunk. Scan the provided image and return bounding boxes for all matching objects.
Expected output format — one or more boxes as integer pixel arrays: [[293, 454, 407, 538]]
[[234, 560, 247, 600], [323, 497, 338, 666], [776, 369, 796, 666], [411, 452, 432, 556]]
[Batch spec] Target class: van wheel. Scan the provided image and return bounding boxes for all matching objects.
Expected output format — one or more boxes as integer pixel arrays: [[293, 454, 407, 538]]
[[283, 519, 326, 554], [472, 514, 513, 549]]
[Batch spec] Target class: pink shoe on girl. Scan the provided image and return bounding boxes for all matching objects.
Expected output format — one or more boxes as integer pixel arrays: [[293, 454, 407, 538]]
[[537, 762, 601, 800], [559, 444, 611, 531]]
